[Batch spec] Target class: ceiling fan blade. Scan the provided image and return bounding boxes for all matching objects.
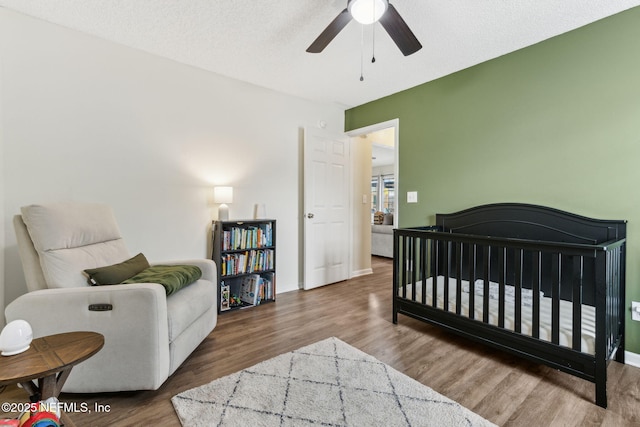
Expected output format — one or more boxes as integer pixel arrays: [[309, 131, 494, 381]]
[[306, 8, 352, 53], [379, 4, 422, 56]]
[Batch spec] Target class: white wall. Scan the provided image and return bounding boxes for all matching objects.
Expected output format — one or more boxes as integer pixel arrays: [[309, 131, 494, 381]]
[[0, 45, 5, 327], [0, 9, 345, 305]]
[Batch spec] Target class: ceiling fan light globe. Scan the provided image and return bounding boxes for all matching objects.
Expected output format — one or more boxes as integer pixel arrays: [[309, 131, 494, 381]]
[[349, 0, 388, 25]]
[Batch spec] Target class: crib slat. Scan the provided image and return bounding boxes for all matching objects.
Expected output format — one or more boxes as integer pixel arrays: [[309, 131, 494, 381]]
[[406, 234, 413, 300], [572, 256, 583, 351], [552, 254, 561, 345], [469, 244, 477, 320], [431, 239, 438, 307], [410, 234, 417, 302], [396, 234, 401, 298], [532, 251, 541, 339], [444, 241, 451, 311], [483, 245, 490, 324], [498, 247, 506, 328], [515, 249, 523, 334], [392, 232, 399, 323], [456, 242, 463, 315], [401, 235, 408, 300], [420, 237, 427, 305]]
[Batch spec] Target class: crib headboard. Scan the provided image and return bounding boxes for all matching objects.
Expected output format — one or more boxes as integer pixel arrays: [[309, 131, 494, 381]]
[[431, 203, 626, 304], [435, 203, 626, 244]]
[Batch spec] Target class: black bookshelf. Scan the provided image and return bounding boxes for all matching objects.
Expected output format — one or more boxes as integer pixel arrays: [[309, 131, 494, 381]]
[[212, 219, 276, 313]]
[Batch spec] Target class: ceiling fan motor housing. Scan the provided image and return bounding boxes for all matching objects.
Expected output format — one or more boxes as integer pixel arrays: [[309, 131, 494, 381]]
[[348, 0, 389, 25]]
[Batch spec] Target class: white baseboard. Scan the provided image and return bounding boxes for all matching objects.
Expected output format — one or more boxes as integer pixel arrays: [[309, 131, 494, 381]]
[[298, 268, 373, 290], [351, 268, 373, 278], [625, 351, 640, 368]]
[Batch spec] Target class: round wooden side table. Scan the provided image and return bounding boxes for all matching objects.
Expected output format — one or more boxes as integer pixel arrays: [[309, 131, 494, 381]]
[[0, 331, 104, 427]]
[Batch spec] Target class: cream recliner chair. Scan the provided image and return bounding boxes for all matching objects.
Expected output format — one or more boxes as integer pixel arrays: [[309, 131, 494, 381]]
[[5, 202, 217, 393]]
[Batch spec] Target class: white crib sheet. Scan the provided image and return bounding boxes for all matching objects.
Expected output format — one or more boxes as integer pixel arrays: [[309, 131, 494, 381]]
[[400, 276, 595, 354]]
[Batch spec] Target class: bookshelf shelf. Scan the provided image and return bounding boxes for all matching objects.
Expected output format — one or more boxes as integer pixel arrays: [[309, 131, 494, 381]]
[[212, 219, 276, 313]]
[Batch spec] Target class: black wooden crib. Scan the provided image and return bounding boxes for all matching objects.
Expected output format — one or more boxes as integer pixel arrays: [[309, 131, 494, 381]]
[[392, 203, 626, 408]]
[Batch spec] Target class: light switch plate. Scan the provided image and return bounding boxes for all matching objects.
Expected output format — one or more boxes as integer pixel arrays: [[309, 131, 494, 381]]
[[407, 191, 418, 203], [632, 301, 640, 321]]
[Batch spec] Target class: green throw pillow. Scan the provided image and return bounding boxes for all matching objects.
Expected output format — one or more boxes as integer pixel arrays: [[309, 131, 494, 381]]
[[84, 253, 150, 285]]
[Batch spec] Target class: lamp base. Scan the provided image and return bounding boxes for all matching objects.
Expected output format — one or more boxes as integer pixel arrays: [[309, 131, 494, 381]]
[[218, 204, 229, 221], [2, 344, 30, 356]]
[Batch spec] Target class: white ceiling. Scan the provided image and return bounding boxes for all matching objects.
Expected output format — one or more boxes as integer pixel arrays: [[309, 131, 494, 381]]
[[2, 1, 639, 108]]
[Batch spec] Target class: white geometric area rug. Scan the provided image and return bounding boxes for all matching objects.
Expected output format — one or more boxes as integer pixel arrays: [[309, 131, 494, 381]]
[[172, 337, 495, 427]]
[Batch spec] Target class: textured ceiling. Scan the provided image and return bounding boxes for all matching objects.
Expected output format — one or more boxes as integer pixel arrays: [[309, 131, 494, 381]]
[[2, 1, 639, 108]]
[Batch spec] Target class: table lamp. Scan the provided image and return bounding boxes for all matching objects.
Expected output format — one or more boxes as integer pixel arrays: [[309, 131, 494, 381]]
[[214, 186, 233, 221], [0, 319, 33, 356]]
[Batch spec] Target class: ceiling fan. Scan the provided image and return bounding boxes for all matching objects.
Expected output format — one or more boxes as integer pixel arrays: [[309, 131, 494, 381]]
[[306, 0, 422, 56]]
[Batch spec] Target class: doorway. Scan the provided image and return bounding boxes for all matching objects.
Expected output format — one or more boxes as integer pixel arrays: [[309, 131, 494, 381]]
[[347, 119, 399, 277], [301, 120, 398, 289]]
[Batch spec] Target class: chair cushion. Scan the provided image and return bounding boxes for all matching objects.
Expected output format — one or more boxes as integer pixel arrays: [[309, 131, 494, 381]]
[[21, 203, 123, 251], [21, 203, 130, 288], [166, 279, 216, 343]]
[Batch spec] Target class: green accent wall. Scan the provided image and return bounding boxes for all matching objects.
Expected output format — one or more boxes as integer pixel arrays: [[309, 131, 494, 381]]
[[346, 7, 640, 353]]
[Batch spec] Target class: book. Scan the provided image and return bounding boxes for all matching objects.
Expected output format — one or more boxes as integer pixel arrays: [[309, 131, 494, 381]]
[[239, 274, 261, 305], [262, 272, 275, 300], [220, 283, 230, 311]]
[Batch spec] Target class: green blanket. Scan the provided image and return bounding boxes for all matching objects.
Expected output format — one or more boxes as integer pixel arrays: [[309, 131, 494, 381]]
[[123, 265, 202, 295]]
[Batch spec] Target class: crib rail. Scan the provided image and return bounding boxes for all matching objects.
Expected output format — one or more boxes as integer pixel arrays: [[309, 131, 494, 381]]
[[393, 226, 625, 369]]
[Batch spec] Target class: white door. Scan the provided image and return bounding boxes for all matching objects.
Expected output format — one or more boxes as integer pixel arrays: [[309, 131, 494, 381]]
[[303, 127, 350, 290]]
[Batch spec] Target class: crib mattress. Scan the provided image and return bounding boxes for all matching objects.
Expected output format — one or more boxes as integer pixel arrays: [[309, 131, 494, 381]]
[[400, 276, 596, 354]]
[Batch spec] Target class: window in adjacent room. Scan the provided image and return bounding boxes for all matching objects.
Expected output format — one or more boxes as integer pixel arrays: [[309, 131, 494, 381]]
[[371, 177, 379, 217], [371, 173, 395, 222], [381, 174, 395, 214]]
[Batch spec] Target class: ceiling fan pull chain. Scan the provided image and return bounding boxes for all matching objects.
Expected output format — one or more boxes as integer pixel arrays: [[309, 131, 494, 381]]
[[372, 23, 376, 63], [372, 1, 377, 63], [360, 24, 365, 81]]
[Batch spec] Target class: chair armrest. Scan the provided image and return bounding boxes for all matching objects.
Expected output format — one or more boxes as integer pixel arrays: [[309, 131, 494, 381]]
[[4, 284, 171, 392], [150, 258, 216, 282]]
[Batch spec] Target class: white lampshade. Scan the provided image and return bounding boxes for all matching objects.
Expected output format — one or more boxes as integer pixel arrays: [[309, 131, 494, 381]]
[[349, 0, 388, 25], [213, 186, 233, 204], [214, 186, 233, 221]]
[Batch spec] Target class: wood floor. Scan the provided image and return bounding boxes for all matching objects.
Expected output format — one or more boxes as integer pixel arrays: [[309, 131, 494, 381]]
[[2, 256, 639, 426]]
